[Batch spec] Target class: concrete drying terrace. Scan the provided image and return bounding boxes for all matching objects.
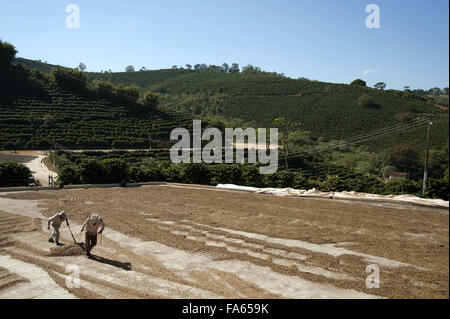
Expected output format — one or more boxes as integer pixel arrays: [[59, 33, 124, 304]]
[[0, 184, 448, 299]]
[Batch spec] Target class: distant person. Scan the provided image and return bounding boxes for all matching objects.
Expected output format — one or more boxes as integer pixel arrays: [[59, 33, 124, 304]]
[[81, 213, 105, 257], [48, 211, 69, 245]]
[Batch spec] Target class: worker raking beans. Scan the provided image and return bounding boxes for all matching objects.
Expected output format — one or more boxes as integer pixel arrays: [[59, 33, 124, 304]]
[[48, 211, 69, 246], [81, 213, 106, 258]]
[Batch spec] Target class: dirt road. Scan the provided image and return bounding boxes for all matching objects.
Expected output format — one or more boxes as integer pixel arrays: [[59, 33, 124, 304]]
[[0, 184, 447, 298]]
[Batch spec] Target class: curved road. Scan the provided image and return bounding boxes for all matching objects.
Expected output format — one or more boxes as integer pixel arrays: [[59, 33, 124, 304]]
[[25, 155, 57, 187]]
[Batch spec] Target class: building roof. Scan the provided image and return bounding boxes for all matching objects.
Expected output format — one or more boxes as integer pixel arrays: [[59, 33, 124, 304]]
[[390, 172, 408, 177]]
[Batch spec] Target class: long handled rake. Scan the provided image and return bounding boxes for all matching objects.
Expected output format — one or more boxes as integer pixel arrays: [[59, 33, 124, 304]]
[[67, 223, 77, 244]]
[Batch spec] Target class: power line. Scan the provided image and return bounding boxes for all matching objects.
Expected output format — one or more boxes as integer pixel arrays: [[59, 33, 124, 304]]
[[278, 117, 431, 163]]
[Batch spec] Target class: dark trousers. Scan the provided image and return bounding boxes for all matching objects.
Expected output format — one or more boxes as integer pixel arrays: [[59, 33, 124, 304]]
[[85, 232, 97, 254]]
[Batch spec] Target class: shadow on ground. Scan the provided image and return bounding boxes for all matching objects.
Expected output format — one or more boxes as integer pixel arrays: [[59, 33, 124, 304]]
[[89, 254, 132, 271]]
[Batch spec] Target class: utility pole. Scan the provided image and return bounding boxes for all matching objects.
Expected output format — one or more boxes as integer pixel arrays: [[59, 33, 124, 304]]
[[422, 120, 433, 195]]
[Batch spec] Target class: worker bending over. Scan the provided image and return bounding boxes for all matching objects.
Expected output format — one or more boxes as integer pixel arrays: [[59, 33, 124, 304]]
[[48, 211, 69, 246]]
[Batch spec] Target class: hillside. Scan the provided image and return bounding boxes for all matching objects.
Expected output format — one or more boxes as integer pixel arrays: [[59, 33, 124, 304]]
[[1, 59, 192, 150], [90, 68, 448, 152], [14, 57, 449, 153], [14, 57, 64, 74]]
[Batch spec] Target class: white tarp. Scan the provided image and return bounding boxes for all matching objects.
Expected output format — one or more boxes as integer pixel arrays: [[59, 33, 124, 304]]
[[216, 184, 449, 209]]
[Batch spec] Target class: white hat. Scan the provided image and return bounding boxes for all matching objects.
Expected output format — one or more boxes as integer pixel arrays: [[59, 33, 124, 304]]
[[90, 213, 99, 223]]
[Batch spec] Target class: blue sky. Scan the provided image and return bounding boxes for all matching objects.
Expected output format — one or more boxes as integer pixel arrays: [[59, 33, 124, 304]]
[[0, 0, 448, 90]]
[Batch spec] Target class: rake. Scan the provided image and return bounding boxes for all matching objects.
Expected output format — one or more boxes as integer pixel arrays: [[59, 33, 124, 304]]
[[67, 223, 78, 244]]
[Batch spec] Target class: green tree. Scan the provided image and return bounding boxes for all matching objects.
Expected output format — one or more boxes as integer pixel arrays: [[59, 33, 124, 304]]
[[221, 63, 229, 73], [321, 176, 346, 192], [428, 142, 449, 178], [142, 91, 159, 108], [357, 95, 378, 108], [273, 118, 307, 169], [51, 67, 88, 92], [125, 65, 135, 72], [78, 62, 87, 72], [163, 164, 182, 183], [374, 82, 387, 90], [57, 165, 80, 185], [385, 144, 420, 174], [0, 40, 17, 69], [274, 170, 295, 188], [350, 79, 366, 86], [101, 159, 129, 184], [115, 85, 140, 101], [241, 165, 264, 187], [43, 114, 56, 128], [0, 162, 30, 187], [229, 63, 240, 73], [425, 178, 449, 200], [179, 163, 210, 184], [293, 171, 308, 189], [210, 164, 242, 185], [383, 179, 421, 195], [78, 159, 104, 184]]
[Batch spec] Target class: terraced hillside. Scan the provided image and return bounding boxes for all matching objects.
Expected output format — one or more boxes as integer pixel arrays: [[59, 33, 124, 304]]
[[0, 67, 192, 150], [88, 66, 449, 152], [14, 58, 449, 153]]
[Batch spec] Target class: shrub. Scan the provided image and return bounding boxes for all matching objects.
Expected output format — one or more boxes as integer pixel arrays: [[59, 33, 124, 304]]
[[0, 162, 30, 187], [52, 68, 88, 92], [425, 178, 449, 200], [162, 164, 182, 183], [0, 40, 17, 70], [385, 144, 420, 177], [267, 170, 295, 188], [78, 159, 104, 184], [350, 79, 366, 87], [320, 176, 346, 192], [210, 164, 242, 185], [357, 95, 379, 109], [263, 172, 278, 188], [129, 166, 146, 182], [142, 91, 159, 108], [241, 165, 265, 187], [344, 174, 383, 193], [179, 163, 211, 185], [307, 179, 322, 190], [95, 80, 115, 98], [293, 171, 308, 189], [57, 165, 80, 185], [382, 179, 421, 195], [101, 159, 129, 183], [115, 85, 140, 101]]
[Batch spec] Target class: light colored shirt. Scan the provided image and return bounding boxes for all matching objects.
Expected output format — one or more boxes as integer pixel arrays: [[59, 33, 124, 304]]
[[81, 217, 105, 235], [48, 213, 67, 228]]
